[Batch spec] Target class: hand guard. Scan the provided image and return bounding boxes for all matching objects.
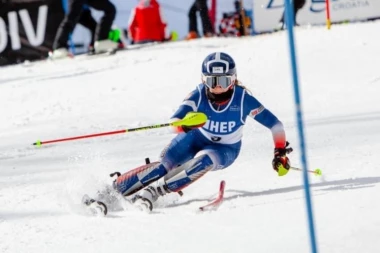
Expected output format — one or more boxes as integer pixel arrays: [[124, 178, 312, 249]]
[[179, 112, 206, 133], [172, 112, 206, 133], [181, 123, 205, 133], [272, 141, 293, 176]]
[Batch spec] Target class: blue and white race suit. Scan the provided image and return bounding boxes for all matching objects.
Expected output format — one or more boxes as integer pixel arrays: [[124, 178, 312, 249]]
[[161, 84, 286, 171]]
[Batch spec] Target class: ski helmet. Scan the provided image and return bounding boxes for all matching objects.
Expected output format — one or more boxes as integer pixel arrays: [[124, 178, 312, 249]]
[[201, 52, 237, 89]]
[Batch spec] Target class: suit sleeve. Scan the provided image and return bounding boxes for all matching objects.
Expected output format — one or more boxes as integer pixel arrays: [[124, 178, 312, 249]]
[[244, 92, 286, 148], [169, 88, 201, 133]]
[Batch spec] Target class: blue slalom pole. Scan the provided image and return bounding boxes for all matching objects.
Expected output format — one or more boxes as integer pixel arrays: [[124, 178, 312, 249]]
[[283, 1, 318, 253]]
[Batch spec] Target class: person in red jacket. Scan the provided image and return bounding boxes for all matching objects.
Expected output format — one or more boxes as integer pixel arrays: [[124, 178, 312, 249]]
[[128, 0, 168, 44]]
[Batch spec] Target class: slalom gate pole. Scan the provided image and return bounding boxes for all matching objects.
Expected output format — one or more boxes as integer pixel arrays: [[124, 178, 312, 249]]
[[284, 0, 318, 252], [326, 0, 331, 29], [32, 112, 207, 147]]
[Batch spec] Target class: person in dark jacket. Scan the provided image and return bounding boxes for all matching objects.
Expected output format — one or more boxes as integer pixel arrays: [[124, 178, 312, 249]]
[[51, 0, 117, 59], [78, 5, 97, 51], [186, 0, 214, 40], [277, 0, 306, 30]]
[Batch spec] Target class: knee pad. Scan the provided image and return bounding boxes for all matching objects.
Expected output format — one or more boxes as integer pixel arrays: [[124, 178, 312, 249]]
[[195, 150, 221, 170]]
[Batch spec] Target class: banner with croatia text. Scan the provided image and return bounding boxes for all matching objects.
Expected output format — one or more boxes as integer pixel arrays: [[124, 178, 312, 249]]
[[0, 0, 65, 66]]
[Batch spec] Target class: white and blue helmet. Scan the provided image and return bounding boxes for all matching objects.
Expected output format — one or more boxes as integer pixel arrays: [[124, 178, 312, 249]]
[[201, 52, 237, 89]]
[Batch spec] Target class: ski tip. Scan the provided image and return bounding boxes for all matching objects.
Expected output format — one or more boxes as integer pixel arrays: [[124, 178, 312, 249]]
[[219, 180, 226, 191], [97, 201, 108, 216], [82, 194, 108, 216], [198, 180, 226, 212]]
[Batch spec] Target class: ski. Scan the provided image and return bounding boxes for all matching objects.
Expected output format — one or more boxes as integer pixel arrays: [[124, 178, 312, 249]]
[[87, 48, 118, 57], [82, 194, 108, 216], [199, 180, 226, 211]]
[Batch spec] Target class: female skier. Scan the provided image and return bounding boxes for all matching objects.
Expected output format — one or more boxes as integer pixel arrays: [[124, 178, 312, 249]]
[[102, 52, 292, 212]]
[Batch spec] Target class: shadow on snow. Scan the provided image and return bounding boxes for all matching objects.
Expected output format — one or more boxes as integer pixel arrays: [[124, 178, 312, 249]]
[[166, 176, 380, 208]]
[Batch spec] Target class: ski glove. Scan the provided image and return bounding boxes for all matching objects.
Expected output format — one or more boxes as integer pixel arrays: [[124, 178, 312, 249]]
[[272, 141, 293, 176], [181, 122, 205, 133], [172, 112, 206, 133]]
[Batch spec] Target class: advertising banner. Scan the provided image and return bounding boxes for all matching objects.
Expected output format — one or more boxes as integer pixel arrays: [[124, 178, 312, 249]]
[[253, 0, 380, 33], [0, 0, 64, 66]]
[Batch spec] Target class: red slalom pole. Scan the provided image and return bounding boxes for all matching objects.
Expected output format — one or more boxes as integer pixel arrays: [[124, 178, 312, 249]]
[[32, 124, 170, 146], [33, 129, 130, 146], [32, 112, 208, 147], [326, 0, 331, 29]]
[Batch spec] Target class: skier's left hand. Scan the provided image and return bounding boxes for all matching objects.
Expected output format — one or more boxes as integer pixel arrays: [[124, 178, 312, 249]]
[[272, 141, 293, 176]]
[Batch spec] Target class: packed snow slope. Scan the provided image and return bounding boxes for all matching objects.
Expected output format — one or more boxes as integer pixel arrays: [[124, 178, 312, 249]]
[[1, 21, 380, 253]]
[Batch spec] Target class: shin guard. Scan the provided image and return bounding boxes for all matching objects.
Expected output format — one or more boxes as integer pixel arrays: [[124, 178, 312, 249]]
[[165, 154, 214, 192], [115, 162, 167, 196]]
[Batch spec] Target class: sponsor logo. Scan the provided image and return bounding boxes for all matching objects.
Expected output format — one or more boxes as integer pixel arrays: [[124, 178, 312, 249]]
[[310, 0, 370, 12], [0, 5, 48, 53], [267, 0, 371, 13], [141, 174, 160, 184], [266, 0, 283, 9], [229, 105, 240, 111], [250, 105, 264, 117], [203, 120, 236, 133], [212, 66, 224, 74], [211, 136, 222, 142]]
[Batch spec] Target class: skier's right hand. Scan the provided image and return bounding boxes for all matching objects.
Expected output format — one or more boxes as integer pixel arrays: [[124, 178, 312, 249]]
[[172, 123, 203, 133], [181, 124, 203, 133], [171, 112, 207, 133], [180, 112, 206, 132]]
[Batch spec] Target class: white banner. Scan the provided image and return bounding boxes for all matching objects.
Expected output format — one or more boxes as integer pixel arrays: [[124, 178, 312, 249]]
[[253, 0, 380, 33]]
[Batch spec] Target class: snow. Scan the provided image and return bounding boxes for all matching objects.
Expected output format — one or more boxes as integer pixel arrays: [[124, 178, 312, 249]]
[[1, 21, 380, 253]]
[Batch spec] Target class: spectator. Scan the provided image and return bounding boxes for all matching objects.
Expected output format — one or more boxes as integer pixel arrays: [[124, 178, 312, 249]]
[[128, 0, 168, 45], [276, 0, 306, 30], [80, 6, 125, 53], [186, 0, 214, 40], [219, 0, 251, 37], [51, 0, 117, 59], [78, 5, 97, 52]]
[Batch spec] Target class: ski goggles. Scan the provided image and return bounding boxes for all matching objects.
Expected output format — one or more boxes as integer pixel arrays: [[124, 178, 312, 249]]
[[202, 74, 236, 89]]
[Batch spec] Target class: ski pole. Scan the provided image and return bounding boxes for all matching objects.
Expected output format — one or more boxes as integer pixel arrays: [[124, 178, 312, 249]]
[[290, 166, 322, 176], [32, 112, 207, 146]]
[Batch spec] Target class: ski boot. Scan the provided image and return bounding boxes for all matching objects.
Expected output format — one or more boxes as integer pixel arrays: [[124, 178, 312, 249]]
[[132, 178, 178, 213], [94, 39, 118, 55], [82, 194, 108, 216]]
